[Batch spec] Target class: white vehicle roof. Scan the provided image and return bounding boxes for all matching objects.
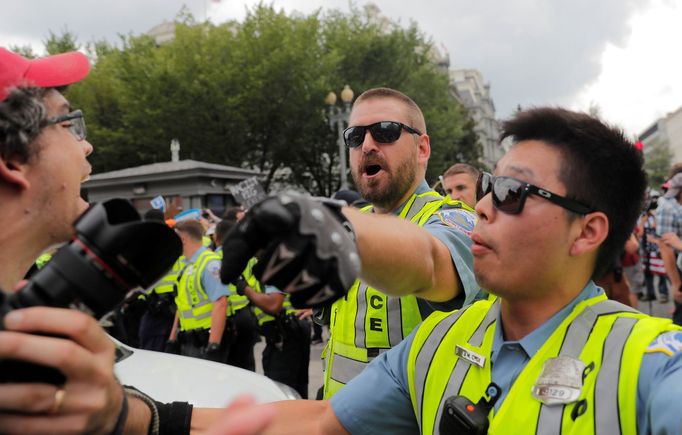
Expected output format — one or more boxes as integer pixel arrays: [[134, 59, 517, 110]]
[[112, 337, 298, 407]]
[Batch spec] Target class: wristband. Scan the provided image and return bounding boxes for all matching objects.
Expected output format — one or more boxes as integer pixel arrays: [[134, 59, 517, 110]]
[[124, 386, 160, 435], [109, 388, 129, 435], [156, 401, 194, 435]]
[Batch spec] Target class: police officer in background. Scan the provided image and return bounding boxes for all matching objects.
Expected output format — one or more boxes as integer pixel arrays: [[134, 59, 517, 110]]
[[137, 208, 181, 351], [441, 162, 480, 208], [235, 258, 311, 398], [214, 219, 259, 371], [168, 219, 232, 362]]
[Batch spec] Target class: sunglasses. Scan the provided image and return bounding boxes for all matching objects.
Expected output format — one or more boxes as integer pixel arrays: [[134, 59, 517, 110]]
[[476, 172, 593, 215], [46, 109, 87, 141], [343, 121, 422, 148]]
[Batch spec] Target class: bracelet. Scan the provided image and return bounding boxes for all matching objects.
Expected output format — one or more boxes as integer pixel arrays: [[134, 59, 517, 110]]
[[124, 387, 160, 435], [109, 388, 129, 435]]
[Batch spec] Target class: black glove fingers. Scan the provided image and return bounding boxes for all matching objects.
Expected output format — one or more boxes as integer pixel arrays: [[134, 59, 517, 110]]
[[253, 234, 309, 289], [284, 247, 337, 309], [220, 197, 298, 285]]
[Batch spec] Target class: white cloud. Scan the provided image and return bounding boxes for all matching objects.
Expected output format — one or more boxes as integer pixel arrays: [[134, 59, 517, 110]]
[[573, 0, 682, 137]]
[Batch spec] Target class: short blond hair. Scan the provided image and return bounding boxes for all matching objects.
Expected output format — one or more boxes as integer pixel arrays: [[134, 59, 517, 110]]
[[353, 87, 426, 133], [443, 163, 479, 180]]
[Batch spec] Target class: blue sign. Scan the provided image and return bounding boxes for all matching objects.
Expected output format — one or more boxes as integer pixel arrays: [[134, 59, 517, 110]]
[[150, 195, 166, 211], [174, 208, 201, 222]]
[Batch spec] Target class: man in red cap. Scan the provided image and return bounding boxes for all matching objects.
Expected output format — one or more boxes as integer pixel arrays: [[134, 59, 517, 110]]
[[0, 47, 274, 435], [0, 47, 144, 433]]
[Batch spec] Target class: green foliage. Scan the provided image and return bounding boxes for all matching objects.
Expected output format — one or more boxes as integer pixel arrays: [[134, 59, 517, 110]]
[[44, 28, 80, 54], [9, 45, 37, 59], [644, 139, 673, 189], [64, 4, 480, 195]]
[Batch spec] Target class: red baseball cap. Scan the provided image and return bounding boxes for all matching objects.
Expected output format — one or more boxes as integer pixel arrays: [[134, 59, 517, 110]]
[[0, 48, 90, 102]]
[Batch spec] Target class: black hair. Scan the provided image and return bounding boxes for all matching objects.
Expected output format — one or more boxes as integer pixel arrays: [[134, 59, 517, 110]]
[[143, 208, 165, 222], [214, 219, 236, 245], [0, 87, 48, 162], [501, 107, 647, 279], [222, 206, 244, 221]]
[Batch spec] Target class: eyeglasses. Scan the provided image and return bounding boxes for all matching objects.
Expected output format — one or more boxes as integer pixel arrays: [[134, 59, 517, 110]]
[[476, 172, 594, 215], [46, 109, 86, 141], [343, 121, 422, 148]]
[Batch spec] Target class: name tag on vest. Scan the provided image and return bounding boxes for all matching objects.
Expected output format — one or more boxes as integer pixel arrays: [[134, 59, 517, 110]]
[[455, 345, 486, 368]]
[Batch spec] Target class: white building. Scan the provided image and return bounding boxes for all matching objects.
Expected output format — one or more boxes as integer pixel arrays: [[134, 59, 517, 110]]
[[450, 69, 503, 169], [640, 105, 682, 164], [147, 21, 176, 45]]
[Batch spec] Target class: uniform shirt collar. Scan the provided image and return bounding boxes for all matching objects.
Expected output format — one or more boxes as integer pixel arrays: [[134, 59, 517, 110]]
[[492, 281, 603, 359], [189, 245, 208, 263], [391, 180, 431, 216]]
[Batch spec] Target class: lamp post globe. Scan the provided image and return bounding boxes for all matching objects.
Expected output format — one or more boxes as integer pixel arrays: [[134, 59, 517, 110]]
[[325, 85, 354, 191]]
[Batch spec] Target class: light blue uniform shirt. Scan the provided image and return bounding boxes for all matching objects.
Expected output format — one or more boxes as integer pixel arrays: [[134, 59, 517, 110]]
[[331, 282, 682, 434], [186, 246, 231, 302], [388, 180, 482, 312]]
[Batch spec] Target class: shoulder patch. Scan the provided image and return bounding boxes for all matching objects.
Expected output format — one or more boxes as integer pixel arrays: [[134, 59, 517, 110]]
[[436, 209, 477, 236], [645, 331, 682, 357], [206, 260, 222, 280]]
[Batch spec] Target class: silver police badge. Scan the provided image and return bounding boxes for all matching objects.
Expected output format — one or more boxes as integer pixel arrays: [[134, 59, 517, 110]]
[[531, 356, 585, 406]]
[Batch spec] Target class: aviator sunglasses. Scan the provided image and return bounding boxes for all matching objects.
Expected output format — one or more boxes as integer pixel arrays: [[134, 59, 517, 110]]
[[343, 121, 422, 148], [476, 172, 594, 215]]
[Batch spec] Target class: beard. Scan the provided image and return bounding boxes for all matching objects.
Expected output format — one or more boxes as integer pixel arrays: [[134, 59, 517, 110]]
[[352, 148, 418, 211]]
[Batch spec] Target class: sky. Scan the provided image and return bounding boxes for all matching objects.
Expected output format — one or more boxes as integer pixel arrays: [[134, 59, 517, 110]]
[[2, 0, 681, 137]]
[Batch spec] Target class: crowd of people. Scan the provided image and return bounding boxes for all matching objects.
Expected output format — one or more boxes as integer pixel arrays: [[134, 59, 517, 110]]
[[2, 46, 682, 435]]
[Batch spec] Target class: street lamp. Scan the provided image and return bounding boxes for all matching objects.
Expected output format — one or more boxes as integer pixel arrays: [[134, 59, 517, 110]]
[[325, 85, 354, 190]]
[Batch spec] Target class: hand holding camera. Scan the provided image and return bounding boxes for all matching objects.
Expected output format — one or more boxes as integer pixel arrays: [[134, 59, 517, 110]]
[[0, 199, 182, 385]]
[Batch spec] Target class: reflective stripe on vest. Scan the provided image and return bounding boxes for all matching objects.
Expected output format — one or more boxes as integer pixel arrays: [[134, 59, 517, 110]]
[[407, 294, 679, 435], [324, 191, 474, 399], [215, 249, 250, 316], [243, 257, 295, 326], [175, 250, 220, 331], [150, 256, 183, 295]]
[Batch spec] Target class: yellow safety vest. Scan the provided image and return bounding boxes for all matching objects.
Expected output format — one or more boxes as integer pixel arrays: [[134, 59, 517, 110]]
[[150, 256, 184, 295], [175, 249, 221, 331], [323, 191, 475, 399], [244, 257, 295, 326], [35, 252, 52, 269], [407, 295, 680, 435], [215, 247, 250, 316]]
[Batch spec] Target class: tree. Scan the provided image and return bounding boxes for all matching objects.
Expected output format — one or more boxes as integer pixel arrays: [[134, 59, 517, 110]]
[[644, 139, 673, 189], [9, 45, 37, 59], [44, 28, 80, 54], [65, 5, 479, 195]]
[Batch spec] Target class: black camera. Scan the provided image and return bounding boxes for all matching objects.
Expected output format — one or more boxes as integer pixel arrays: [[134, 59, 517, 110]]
[[647, 197, 659, 211], [439, 382, 501, 435], [0, 199, 182, 384]]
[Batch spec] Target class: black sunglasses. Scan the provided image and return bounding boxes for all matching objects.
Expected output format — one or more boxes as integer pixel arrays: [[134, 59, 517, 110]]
[[46, 109, 86, 141], [476, 172, 594, 215], [343, 121, 422, 148]]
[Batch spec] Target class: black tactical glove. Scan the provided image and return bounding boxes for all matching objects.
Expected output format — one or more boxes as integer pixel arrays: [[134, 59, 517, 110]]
[[232, 275, 249, 296], [202, 342, 223, 363], [220, 192, 360, 308], [164, 339, 180, 355]]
